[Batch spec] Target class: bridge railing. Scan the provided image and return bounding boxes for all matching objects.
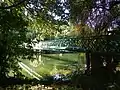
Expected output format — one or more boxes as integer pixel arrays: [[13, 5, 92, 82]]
[[31, 35, 120, 54]]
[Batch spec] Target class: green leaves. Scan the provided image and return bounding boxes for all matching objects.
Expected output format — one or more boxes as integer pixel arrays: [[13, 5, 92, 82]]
[[0, 8, 30, 78], [69, 0, 92, 24]]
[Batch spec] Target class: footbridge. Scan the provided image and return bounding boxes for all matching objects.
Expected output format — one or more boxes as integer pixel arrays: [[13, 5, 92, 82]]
[[32, 38, 85, 54], [32, 35, 120, 54], [20, 35, 120, 79]]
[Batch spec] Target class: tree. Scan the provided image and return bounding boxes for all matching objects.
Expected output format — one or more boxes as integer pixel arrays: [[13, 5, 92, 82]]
[[70, 0, 120, 88], [0, 8, 31, 78], [0, 0, 70, 81], [67, 1, 120, 90], [0, 0, 120, 88]]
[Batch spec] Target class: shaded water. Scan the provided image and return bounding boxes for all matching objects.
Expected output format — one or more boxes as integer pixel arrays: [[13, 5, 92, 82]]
[[21, 53, 86, 78], [3, 53, 86, 90]]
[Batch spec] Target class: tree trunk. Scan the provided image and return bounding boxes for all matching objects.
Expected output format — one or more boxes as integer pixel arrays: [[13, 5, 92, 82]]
[[85, 52, 91, 74], [91, 53, 103, 73]]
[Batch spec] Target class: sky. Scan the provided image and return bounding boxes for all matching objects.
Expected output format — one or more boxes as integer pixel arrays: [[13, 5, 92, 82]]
[[86, 0, 119, 30]]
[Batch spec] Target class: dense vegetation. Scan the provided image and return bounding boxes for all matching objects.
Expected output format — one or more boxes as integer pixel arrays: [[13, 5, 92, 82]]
[[0, 0, 119, 90]]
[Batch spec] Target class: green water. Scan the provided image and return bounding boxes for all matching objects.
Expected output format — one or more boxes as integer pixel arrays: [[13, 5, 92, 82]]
[[21, 53, 86, 78]]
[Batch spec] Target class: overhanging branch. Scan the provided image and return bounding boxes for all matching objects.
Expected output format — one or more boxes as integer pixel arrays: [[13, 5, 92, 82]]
[[0, 0, 28, 9]]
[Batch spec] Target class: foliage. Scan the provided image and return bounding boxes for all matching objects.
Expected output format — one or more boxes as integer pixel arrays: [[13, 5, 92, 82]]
[[28, 17, 60, 40], [69, 0, 93, 24], [0, 8, 31, 78], [0, 1, 119, 90], [69, 0, 120, 36], [0, 0, 72, 80]]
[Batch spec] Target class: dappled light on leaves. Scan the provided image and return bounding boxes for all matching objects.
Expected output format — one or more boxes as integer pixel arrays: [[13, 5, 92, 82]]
[[0, 0, 119, 90]]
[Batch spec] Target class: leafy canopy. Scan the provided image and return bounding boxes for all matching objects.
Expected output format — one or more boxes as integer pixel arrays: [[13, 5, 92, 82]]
[[0, 0, 119, 78]]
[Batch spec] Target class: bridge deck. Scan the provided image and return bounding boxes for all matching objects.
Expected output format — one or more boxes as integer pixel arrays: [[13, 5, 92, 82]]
[[31, 36, 120, 54]]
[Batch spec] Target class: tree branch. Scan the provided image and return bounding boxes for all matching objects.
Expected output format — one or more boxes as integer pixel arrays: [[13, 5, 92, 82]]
[[0, 0, 28, 9]]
